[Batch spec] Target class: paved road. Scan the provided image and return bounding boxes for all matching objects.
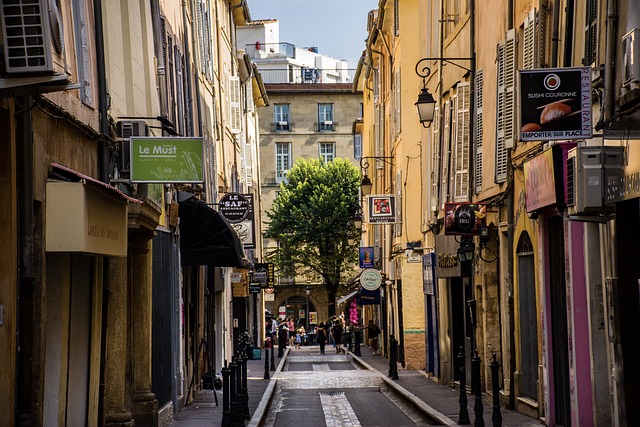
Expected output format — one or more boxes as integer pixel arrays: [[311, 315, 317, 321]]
[[262, 349, 439, 426]]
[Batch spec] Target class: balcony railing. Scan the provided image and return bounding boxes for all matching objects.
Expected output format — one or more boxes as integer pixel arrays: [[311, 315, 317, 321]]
[[315, 121, 337, 132], [246, 42, 296, 60], [256, 68, 355, 85], [271, 121, 294, 132]]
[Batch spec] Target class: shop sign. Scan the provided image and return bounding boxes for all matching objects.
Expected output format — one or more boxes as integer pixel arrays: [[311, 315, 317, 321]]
[[130, 137, 203, 183], [359, 246, 374, 268], [444, 203, 486, 236], [435, 235, 461, 278], [254, 263, 275, 288], [219, 193, 249, 222], [519, 67, 592, 141], [360, 268, 382, 291], [367, 194, 396, 223]]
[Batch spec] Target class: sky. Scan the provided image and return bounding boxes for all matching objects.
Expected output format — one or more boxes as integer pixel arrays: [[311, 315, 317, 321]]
[[246, 0, 379, 69]]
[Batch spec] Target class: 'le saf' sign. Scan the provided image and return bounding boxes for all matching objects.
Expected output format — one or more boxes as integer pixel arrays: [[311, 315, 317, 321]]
[[130, 137, 204, 183]]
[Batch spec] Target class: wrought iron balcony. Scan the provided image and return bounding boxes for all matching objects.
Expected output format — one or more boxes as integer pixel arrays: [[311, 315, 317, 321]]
[[271, 121, 294, 132], [315, 121, 337, 132]]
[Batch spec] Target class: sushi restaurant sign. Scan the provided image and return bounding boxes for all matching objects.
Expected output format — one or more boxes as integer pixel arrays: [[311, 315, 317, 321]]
[[130, 137, 204, 183]]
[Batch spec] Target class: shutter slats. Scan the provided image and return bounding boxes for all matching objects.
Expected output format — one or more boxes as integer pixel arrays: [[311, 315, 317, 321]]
[[474, 70, 484, 194]]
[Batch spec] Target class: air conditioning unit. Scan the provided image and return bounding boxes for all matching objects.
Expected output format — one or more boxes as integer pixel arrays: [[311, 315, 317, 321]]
[[566, 146, 625, 216], [622, 29, 640, 91], [0, 0, 67, 76], [115, 120, 149, 174]]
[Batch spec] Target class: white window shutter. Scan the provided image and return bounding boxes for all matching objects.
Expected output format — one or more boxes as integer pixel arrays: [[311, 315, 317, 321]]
[[245, 139, 253, 185], [537, 4, 548, 67], [496, 29, 515, 182], [441, 101, 451, 203], [431, 106, 441, 214], [454, 82, 471, 201], [523, 9, 536, 70], [474, 70, 484, 194], [394, 170, 402, 237], [229, 76, 241, 134]]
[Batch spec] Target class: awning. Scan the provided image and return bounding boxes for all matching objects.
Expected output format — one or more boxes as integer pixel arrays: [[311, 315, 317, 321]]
[[337, 290, 360, 305], [178, 192, 244, 267]]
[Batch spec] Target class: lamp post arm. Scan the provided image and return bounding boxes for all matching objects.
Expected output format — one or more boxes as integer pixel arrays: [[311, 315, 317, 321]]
[[359, 156, 395, 171]]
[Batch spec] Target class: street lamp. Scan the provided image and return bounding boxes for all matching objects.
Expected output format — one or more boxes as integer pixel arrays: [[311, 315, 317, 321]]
[[414, 57, 474, 128], [457, 238, 475, 263], [354, 214, 362, 231], [359, 156, 394, 196]]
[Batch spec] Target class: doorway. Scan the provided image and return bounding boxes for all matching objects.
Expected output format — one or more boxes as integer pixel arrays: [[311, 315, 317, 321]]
[[450, 276, 472, 385], [517, 231, 539, 401]]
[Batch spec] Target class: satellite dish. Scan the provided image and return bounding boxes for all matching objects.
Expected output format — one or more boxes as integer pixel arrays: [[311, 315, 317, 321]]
[[48, 0, 65, 54]]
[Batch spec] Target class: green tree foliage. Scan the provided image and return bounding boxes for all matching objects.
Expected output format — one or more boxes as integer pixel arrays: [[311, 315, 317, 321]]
[[264, 158, 361, 316]]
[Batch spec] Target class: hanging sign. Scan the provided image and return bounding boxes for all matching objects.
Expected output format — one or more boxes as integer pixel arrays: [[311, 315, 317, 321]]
[[360, 268, 382, 291], [130, 137, 203, 183]]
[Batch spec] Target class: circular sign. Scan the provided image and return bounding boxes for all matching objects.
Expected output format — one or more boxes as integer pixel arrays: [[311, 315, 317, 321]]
[[360, 268, 382, 291], [219, 193, 249, 223]]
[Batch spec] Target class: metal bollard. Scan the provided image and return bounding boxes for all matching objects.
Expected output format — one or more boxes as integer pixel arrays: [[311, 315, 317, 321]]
[[229, 359, 239, 426], [234, 356, 243, 426], [458, 346, 470, 424], [472, 350, 484, 427], [222, 362, 231, 427], [241, 353, 250, 420], [388, 335, 399, 380], [490, 353, 502, 427], [354, 328, 361, 356], [278, 329, 286, 357], [348, 329, 353, 352], [263, 339, 270, 380], [270, 333, 276, 370]]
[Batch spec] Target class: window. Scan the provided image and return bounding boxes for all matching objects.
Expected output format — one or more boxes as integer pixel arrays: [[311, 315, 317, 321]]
[[444, 0, 470, 38], [228, 76, 241, 134], [453, 82, 471, 201], [431, 106, 441, 214], [276, 142, 292, 183], [583, 0, 598, 66], [474, 70, 484, 194], [196, 0, 213, 81], [274, 104, 290, 131], [72, 0, 93, 106], [354, 133, 362, 160], [495, 29, 516, 183], [319, 142, 335, 163], [318, 104, 334, 131]]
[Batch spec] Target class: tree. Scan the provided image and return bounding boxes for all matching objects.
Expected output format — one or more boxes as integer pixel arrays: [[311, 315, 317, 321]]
[[264, 158, 361, 317]]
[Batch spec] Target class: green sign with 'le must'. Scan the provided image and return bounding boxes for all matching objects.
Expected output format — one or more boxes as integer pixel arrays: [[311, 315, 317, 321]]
[[130, 137, 204, 183]]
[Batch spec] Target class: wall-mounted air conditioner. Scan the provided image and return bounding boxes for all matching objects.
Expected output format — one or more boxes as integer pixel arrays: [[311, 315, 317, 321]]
[[115, 120, 149, 174], [0, 0, 67, 76], [566, 146, 625, 217], [622, 29, 640, 91]]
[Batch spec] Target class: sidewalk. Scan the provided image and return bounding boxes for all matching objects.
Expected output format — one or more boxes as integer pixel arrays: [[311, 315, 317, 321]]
[[168, 343, 542, 426], [168, 346, 288, 427], [349, 345, 542, 427]]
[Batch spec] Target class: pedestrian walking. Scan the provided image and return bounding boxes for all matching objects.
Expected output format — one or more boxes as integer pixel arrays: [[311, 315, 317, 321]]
[[288, 318, 295, 347], [317, 322, 328, 354], [331, 320, 343, 353], [366, 319, 381, 355]]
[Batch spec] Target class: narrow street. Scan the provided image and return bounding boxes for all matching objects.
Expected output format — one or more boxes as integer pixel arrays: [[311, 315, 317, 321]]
[[263, 347, 436, 426]]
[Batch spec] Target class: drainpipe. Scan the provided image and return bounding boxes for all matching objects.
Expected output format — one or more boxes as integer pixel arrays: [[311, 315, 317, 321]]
[[506, 0, 516, 411], [604, 0, 617, 123], [93, 1, 112, 424], [16, 94, 35, 424], [551, 0, 560, 67]]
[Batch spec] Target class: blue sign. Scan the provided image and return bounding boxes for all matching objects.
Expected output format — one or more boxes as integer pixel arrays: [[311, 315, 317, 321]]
[[359, 246, 374, 268], [358, 288, 380, 305]]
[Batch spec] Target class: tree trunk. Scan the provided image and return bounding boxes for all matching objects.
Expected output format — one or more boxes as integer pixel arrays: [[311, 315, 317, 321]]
[[327, 289, 336, 317]]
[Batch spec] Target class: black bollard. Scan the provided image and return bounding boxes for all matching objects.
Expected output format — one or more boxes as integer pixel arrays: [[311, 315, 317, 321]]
[[278, 328, 286, 357], [348, 328, 353, 352], [388, 335, 399, 380], [270, 333, 276, 370], [234, 357, 243, 426], [354, 328, 361, 356], [222, 362, 231, 427], [229, 359, 239, 426], [241, 353, 250, 420], [490, 353, 502, 427], [473, 350, 484, 427], [263, 339, 270, 380], [458, 346, 471, 424]]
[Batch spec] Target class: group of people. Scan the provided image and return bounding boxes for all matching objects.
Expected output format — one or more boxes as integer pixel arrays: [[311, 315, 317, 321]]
[[269, 315, 381, 355]]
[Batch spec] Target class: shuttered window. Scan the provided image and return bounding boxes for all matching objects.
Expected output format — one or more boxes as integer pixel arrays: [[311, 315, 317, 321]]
[[245, 137, 253, 185], [229, 76, 241, 134], [394, 170, 402, 237], [583, 0, 598, 66], [474, 70, 483, 194], [175, 46, 185, 136], [431, 106, 441, 214], [524, 7, 547, 70], [196, 1, 213, 81], [453, 82, 471, 201], [495, 29, 516, 182], [441, 101, 451, 202], [393, 69, 401, 139], [394, 0, 400, 37]]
